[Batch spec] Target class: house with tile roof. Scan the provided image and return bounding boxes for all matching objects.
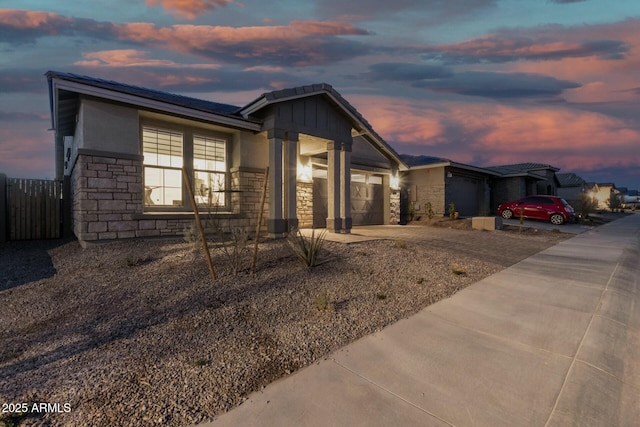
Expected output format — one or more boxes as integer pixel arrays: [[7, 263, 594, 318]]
[[556, 172, 588, 203], [47, 71, 407, 245]]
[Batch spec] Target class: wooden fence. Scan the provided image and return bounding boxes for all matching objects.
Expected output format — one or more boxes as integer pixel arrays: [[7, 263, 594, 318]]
[[1, 175, 62, 241]]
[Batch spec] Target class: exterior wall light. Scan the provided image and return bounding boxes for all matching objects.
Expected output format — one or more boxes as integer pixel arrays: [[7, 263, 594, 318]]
[[390, 175, 400, 190], [297, 163, 312, 182]]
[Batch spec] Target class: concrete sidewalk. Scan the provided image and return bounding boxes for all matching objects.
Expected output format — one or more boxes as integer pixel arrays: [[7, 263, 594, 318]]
[[201, 215, 640, 427]]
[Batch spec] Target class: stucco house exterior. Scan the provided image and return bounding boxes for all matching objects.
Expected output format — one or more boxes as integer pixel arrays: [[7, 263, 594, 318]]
[[47, 71, 407, 245], [400, 155, 497, 217]]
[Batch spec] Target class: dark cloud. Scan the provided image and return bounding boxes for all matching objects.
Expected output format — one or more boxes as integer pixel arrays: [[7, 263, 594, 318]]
[[315, 0, 497, 22], [0, 69, 49, 93], [366, 62, 453, 81], [414, 72, 581, 99], [421, 35, 628, 64], [0, 10, 115, 44], [72, 65, 302, 94]]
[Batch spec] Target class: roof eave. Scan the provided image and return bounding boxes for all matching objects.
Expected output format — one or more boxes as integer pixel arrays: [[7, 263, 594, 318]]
[[50, 77, 262, 132]]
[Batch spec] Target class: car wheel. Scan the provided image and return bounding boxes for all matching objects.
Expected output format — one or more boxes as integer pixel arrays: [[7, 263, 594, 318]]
[[550, 213, 564, 225], [501, 209, 513, 219]]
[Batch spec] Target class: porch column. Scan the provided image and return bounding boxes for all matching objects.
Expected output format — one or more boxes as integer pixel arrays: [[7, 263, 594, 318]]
[[326, 141, 341, 233], [340, 141, 352, 233], [267, 129, 285, 237], [284, 131, 298, 231]]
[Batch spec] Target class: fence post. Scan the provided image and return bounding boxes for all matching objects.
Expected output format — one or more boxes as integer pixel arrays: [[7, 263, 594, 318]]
[[0, 173, 6, 243], [62, 176, 71, 238]]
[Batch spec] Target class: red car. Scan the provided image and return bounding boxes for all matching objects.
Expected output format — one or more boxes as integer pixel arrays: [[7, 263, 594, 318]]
[[497, 196, 576, 225]]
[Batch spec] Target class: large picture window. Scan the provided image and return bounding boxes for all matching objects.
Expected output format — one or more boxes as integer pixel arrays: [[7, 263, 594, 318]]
[[143, 127, 184, 206], [142, 124, 229, 210]]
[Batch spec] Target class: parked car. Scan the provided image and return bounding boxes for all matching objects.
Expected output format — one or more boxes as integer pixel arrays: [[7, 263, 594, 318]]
[[497, 196, 576, 225]]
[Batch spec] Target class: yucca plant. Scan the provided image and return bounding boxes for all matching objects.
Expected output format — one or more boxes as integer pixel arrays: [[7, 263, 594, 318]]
[[286, 227, 327, 267]]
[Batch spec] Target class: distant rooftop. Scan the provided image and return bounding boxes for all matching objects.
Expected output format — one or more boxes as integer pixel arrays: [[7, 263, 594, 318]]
[[486, 163, 560, 175], [400, 154, 451, 167], [556, 172, 586, 187]]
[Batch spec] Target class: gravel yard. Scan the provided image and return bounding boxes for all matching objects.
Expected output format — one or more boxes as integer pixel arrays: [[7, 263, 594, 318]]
[[1, 224, 570, 427]]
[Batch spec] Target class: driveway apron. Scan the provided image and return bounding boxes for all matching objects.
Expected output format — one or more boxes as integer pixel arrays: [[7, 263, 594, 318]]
[[202, 215, 640, 427]]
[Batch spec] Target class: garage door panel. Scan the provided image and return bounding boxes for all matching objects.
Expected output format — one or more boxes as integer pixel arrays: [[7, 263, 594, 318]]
[[450, 176, 479, 217], [351, 181, 383, 226], [312, 175, 384, 227]]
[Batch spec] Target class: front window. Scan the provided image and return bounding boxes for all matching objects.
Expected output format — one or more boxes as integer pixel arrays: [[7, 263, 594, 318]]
[[193, 135, 226, 207], [143, 127, 183, 206], [142, 124, 229, 211]]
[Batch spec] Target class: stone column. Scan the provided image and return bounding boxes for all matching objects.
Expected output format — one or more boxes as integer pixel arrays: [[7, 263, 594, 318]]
[[326, 141, 341, 233], [284, 132, 298, 231], [340, 141, 352, 233], [267, 129, 285, 237]]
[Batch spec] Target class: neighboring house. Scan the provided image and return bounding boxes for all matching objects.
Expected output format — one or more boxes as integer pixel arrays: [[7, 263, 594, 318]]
[[486, 163, 560, 209], [400, 155, 497, 217], [592, 183, 618, 210], [556, 172, 587, 203], [47, 71, 407, 245]]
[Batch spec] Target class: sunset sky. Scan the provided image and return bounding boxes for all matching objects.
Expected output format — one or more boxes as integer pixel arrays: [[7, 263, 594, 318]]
[[1, 0, 639, 189]]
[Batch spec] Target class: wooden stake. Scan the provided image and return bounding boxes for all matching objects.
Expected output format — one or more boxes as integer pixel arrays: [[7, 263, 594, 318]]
[[251, 166, 269, 275], [182, 168, 217, 281]]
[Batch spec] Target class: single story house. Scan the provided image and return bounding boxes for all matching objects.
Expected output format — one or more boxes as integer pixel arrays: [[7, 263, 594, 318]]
[[47, 71, 407, 245], [400, 155, 497, 218], [591, 183, 618, 210], [485, 163, 560, 209], [556, 172, 587, 203]]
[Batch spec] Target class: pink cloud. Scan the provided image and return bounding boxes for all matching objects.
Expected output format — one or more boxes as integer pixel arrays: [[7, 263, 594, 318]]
[[0, 10, 371, 66], [145, 0, 234, 20], [0, 9, 70, 28], [349, 95, 640, 172], [74, 49, 220, 69]]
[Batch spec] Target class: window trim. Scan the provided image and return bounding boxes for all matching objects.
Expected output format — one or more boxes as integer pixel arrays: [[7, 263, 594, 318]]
[[141, 121, 231, 213]]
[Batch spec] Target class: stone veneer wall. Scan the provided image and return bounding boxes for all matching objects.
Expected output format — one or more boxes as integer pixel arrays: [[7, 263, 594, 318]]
[[71, 154, 143, 242], [231, 168, 269, 233], [70, 155, 269, 244], [390, 190, 400, 224], [296, 181, 313, 228]]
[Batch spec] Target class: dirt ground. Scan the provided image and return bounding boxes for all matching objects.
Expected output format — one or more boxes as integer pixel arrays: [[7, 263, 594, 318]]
[[0, 223, 574, 427]]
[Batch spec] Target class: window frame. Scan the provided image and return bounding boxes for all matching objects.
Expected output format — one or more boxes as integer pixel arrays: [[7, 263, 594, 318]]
[[141, 121, 231, 213]]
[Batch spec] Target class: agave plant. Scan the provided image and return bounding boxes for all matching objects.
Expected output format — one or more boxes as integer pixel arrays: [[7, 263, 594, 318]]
[[286, 227, 327, 267]]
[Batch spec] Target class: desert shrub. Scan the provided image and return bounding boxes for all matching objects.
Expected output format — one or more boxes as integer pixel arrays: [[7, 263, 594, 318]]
[[393, 240, 407, 249], [314, 291, 329, 311], [425, 202, 435, 223], [286, 228, 327, 268]]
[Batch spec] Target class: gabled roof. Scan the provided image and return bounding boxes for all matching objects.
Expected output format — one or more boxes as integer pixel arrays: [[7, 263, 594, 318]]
[[556, 172, 586, 187], [486, 163, 560, 176], [240, 83, 407, 170]]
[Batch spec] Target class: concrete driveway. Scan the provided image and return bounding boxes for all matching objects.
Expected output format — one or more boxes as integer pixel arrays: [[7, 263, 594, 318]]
[[202, 215, 640, 427], [500, 217, 591, 234]]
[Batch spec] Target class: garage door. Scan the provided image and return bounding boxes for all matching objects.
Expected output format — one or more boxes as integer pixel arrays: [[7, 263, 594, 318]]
[[312, 172, 384, 227], [449, 176, 479, 217]]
